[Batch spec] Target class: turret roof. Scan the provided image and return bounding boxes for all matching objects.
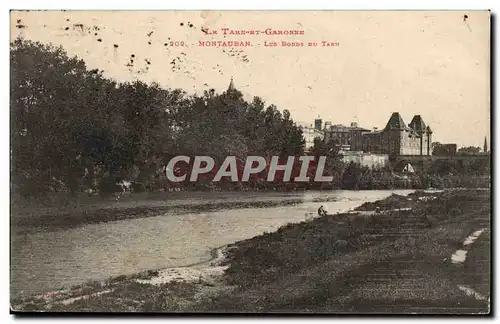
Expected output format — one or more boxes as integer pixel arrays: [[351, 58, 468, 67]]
[[384, 112, 409, 130], [409, 115, 427, 132]]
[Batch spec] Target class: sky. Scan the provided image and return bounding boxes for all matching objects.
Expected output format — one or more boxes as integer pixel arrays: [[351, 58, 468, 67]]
[[10, 10, 491, 148]]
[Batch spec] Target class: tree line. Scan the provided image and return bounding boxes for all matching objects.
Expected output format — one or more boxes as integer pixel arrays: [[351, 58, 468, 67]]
[[10, 38, 316, 197]]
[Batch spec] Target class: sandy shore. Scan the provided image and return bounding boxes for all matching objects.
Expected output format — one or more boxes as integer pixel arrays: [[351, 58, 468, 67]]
[[135, 245, 230, 286], [11, 244, 233, 311]]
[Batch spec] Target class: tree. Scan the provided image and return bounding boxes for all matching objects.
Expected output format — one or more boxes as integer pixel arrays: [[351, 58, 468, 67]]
[[11, 38, 102, 195], [431, 142, 442, 156], [311, 138, 345, 187], [457, 146, 481, 155], [11, 38, 308, 195], [341, 162, 364, 190]]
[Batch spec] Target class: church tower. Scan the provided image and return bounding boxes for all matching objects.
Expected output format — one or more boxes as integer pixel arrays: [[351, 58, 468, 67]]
[[227, 77, 235, 92], [484, 136, 488, 153], [225, 76, 242, 98]]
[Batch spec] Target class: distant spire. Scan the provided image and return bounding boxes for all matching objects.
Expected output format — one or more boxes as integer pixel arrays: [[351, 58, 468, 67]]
[[484, 136, 488, 153], [227, 77, 235, 91]]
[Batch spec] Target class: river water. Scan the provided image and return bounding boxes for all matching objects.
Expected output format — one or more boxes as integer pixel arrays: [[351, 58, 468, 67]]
[[10, 190, 412, 297]]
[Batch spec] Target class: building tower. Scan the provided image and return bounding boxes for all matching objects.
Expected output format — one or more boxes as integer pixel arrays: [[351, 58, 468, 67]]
[[484, 136, 488, 153], [384, 112, 408, 155], [409, 115, 427, 156], [314, 118, 322, 131]]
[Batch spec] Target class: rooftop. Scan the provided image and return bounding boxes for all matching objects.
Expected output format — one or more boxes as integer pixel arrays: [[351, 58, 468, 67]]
[[326, 124, 371, 132], [409, 115, 426, 132], [364, 130, 383, 135], [384, 112, 409, 131]]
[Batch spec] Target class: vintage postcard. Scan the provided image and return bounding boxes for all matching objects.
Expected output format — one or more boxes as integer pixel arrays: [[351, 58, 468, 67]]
[[10, 10, 491, 314]]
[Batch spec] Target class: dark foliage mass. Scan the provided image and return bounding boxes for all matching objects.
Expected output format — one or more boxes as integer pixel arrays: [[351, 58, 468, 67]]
[[10, 38, 312, 197]]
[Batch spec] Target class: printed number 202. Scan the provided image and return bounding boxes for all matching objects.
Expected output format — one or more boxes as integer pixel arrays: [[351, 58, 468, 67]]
[[169, 41, 185, 46]]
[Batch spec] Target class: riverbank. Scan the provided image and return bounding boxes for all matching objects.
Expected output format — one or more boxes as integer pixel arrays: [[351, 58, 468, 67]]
[[11, 188, 490, 313], [11, 196, 306, 233], [12, 190, 409, 297], [11, 190, 401, 233], [11, 245, 233, 312], [11, 172, 489, 232], [204, 188, 490, 313]]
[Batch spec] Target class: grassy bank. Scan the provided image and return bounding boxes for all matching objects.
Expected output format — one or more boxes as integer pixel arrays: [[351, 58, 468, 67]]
[[202, 189, 490, 313], [12, 189, 491, 314]]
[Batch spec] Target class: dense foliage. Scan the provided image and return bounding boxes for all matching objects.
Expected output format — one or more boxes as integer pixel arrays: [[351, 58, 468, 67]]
[[10, 39, 313, 196]]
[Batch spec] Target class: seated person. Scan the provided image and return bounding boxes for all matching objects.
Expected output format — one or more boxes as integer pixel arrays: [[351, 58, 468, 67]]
[[318, 205, 327, 217]]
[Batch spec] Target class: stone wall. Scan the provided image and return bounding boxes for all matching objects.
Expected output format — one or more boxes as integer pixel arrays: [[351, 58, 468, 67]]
[[341, 151, 390, 169]]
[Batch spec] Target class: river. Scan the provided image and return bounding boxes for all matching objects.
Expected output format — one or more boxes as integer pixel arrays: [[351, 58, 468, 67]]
[[10, 189, 413, 297]]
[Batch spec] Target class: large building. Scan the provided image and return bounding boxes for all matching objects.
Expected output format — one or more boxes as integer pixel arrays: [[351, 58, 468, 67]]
[[303, 112, 433, 156], [360, 113, 433, 156], [324, 122, 371, 151]]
